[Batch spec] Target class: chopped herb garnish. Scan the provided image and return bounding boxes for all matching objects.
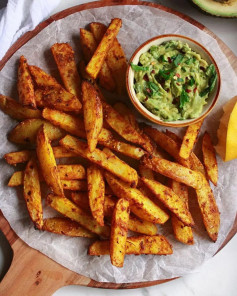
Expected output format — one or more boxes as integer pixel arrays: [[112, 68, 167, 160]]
[[130, 62, 149, 72], [185, 57, 195, 65], [179, 89, 189, 108], [174, 54, 184, 67], [189, 77, 195, 86], [209, 73, 217, 92], [157, 68, 175, 81], [200, 88, 209, 97], [206, 64, 216, 77], [177, 77, 184, 82]]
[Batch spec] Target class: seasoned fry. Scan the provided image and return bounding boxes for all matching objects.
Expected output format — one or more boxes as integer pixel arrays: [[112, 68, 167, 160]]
[[105, 172, 169, 224], [88, 235, 173, 256], [8, 119, 64, 144], [42, 217, 96, 238], [139, 164, 155, 180], [202, 132, 218, 185], [59, 135, 138, 186], [87, 165, 105, 226], [36, 125, 64, 196], [23, 158, 43, 229], [179, 120, 203, 160], [0, 95, 41, 120], [46, 193, 110, 237], [57, 164, 86, 180], [29, 65, 82, 112], [51, 43, 81, 99], [8, 171, 25, 187], [82, 81, 103, 152], [110, 198, 130, 267], [86, 18, 122, 79], [141, 177, 194, 226], [80, 28, 115, 91], [89, 22, 127, 95], [18, 56, 36, 109], [170, 180, 194, 245], [61, 180, 87, 191]]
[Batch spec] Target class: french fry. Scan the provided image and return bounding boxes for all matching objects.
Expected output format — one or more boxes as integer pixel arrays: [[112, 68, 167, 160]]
[[34, 89, 45, 108], [105, 172, 169, 224], [23, 158, 43, 229], [89, 22, 127, 95], [46, 193, 110, 237], [57, 164, 86, 180], [8, 119, 64, 144], [0, 95, 41, 120], [86, 18, 122, 79], [71, 192, 157, 235], [82, 81, 103, 152], [87, 165, 105, 226], [29, 65, 82, 112], [88, 235, 173, 256], [36, 125, 64, 196], [202, 132, 218, 186], [80, 29, 115, 91], [17, 56, 36, 109], [139, 164, 155, 180], [110, 198, 130, 267], [179, 120, 203, 160], [59, 135, 138, 186], [8, 171, 24, 187], [51, 43, 81, 99], [42, 217, 96, 238], [170, 180, 194, 245], [141, 177, 194, 226]]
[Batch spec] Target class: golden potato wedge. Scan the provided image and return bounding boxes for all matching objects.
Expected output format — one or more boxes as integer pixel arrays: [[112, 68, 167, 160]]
[[87, 165, 105, 226], [89, 22, 127, 95], [202, 132, 218, 186], [82, 81, 103, 152], [57, 164, 86, 180], [8, 119, 64, 145], [61, 180, 87, 191], [102, 101, 146, 149], [0, 95, 41, 120], [36, 125, 64, 196], [141, 177, 194, 226], [179, 120, 203, 160], [195, 178, 220, 242], [29, 65, 82, 112], [86, 18, 122, 79], [23, 158, 43, 229], [42, 217, 96, 238], [46, 193, 110, 237], [71, 192, 91, 212], [88, 235, 173, 256], [17, 56, 36, 109], [8, 171, 25, 187], [51, 43, 81, 99], [110, 198, 130, 267], [59, 135, 138, 186], [80, 29, 115, 91], [105, 172, 169, 224], [170, 180, 194, 245], [139, 164, 155, 180], [34, 89, 45, 108]]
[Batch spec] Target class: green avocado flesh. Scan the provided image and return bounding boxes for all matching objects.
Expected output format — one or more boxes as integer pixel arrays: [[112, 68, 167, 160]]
[[192, 0, 237, 17], [132, 40, 217, 122]]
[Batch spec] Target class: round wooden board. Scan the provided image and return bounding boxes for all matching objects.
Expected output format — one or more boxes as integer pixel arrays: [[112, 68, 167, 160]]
[[0, 1, 236, 295]]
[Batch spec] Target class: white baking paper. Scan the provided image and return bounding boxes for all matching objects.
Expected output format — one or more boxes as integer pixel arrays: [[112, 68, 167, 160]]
[[0, 5, 237, 283]]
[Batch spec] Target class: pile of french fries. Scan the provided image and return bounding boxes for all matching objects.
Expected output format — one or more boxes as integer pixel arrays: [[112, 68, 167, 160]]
[[0, 18, 220, 268]]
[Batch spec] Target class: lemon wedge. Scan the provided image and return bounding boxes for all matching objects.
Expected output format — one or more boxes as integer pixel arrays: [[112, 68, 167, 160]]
[[216, 96, 237, 161]]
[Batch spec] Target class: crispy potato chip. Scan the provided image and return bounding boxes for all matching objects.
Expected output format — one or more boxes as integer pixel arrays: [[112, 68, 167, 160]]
[[110, 198, 130, 267], [105, 172, 169, 224], [87, 165, 105, 226], [18, 56, 36, 109], [46, 193, 110, 237], [42, 217, 96, 238], [82, 81, 103, 152], [141, 177, 194, 226], [23, 158, 43, 229], [36, 125, 64, 196], [59, 135, 138, 186], [179, 120, 203, 160], [0, 95, 41, 120], [88, 235, 173, 256], [51, 43, 81, 99], [202, 132, 218, 185], [8, 119, 64, 145], [86, 18, 122, 79]]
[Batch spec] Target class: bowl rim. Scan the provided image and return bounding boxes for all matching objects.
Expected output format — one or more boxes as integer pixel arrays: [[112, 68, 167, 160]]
[[126, 34, 221, 127]]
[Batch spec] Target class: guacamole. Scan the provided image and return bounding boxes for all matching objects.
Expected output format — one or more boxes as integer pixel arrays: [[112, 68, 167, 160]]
[[131, 40, 217, 121]]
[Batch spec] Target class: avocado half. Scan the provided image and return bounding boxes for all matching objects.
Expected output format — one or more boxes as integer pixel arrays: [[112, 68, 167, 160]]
[[191, 0, 237, 17]]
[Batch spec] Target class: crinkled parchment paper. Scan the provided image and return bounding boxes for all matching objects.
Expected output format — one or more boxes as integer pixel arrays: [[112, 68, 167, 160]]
[[0, 5, 237, 283]]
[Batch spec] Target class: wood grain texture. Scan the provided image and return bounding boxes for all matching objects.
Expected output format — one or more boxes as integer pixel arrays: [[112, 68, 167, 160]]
[[0, 0, 237, 294]]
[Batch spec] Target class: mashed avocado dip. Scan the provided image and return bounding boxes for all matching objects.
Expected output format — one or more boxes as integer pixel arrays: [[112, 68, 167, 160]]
[[131, 40, 217, 121]]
